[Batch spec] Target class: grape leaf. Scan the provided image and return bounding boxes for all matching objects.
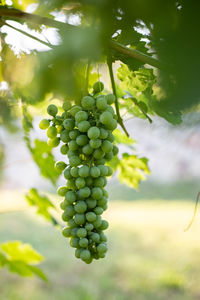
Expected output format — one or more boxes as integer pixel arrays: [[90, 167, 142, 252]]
[[113, 129, 135, 145], [26, 188, 59, 225], [0, 241, 47, 281]]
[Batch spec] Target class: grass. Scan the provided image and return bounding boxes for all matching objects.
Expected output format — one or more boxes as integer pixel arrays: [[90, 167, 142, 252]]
[[0, 190, 200, 300]]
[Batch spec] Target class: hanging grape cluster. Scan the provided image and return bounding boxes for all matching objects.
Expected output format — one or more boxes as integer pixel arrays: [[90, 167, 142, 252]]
[[39, 81, 119, 264]]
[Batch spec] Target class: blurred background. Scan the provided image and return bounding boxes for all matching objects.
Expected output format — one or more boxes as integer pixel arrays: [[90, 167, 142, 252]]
[[0, 112, 200, 300]]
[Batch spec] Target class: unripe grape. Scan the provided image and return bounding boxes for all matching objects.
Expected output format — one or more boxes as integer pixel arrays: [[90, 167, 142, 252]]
[[99, 128, 108, 139], [74, 201, 87, 213], [86, 199, 97, 209], [39, 119, 50, 130], [82, 144, 93, 155], [69, 129, 79, 140], [80, 249, 91, 261], [106, 166, 113, 176], [105, 93, 115, 105], [94, 206, 104, 215], [55, 161, 66, 172], [78, 121, 90, 132], [78, 165, 90, 178], [62, 211, 71, 222], [85, 223, 94, 231], [96, 96, 107, 111], [75, 248, 82, 258], [65, 191, 76, 204], [70, 167, 79, 178], [70, 106, 82, 117], [76, 135, 88, 146], [63, 119, 74, 131], [75, 111, 88, 123], [62, 100, 71, 111], [88, 126, 100, 139], [56, 125, 63, 134], [90, 166, 100, 178], [105, 119, 117, 131], [101, 140, 113, 153], [97, 243, 107, 253], [107, 131, 115, 142], [68, 218, 77, 228], [93, 215, 102, 228], [69, 156, 81, 167], [47, 137, 60, 147], [74, 213, 86, 225], [113, 145, 119, 156], [100, 220, 109, 230], [60, 130, 70, 143], [71, 227, 78, 237], [64, 168, 72, 180], [77, 228, 87, 238], [81, 96, 95, 110], [91, 232, 100, 243], [68, 140, 79, 151], [57, 186, 68, 196], [47, 126, 57, 138], [104, 152, 113, 161], [91, 187, 103, 200], [93, 81, 104, 93], [47, 104, 58, 116], [70, 237, 80, 248], [86, 212, 96, 222], [79, 238, 89, 248], [85, 177, 93, 186], [93, 149, 105, 159], [98, 165, 108, 176], [89, 139, 101, 149], [78, 187, 91, 198], [100, 111, 113, 125], [62, 227, 71, 237], [75, 177, 85, 189]]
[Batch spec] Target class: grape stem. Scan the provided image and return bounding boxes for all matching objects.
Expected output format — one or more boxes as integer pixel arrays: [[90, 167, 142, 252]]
[[107, 58, 129, 137]]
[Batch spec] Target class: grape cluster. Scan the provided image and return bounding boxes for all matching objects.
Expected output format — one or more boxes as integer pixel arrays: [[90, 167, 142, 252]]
[[39, 81, 119, 263]]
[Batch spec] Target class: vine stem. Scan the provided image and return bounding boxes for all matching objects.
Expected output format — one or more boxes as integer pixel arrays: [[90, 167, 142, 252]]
[[0, 19, 54, 48], [84, 59, 91, 95], [184, 192, 200, 231], [0, 7, 163, 69], [107, 58, 129, 137]]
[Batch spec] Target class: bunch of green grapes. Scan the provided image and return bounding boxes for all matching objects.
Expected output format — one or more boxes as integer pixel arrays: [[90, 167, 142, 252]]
[[39, 81, 118, 264]]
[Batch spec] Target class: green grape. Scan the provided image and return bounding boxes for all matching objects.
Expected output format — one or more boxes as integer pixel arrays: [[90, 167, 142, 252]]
[[47, 137, 60, 147], [89, 139, 101, 149], [98, 165, 108, 176], [60, 200, 68, 210], [80, 249, 91, 261], [74, 213, 86, 225], [85, 177, 93, 186], [76, 135, 88, 146], [68, 140, 79, 151], [78, 187, 91, 198], [62, 100, 71, 111], [81, 96, 95, 110], [39, 119, 50, 130], [74, 201, 87, 213], [78, 121, 90, 132], [101, 140, 113, 153], [91, 187, 103, 200], [68, 218, 77, 228], [84, 257, 93, 264], [94, 206, 104, 215], [86, 199, 97, 209], [100, 220, 109, 230], [93, 215, 102, 229], [85, 223, 94, 231], [75, 248, 82, 258], [95, 158, 106, 165], [91, 232, 100, 243], [102, 189, 109, 197], [96, 96, 108, 111], [63, 119, 75, 131], [97, 243, 107, 253], [79, 238, 89, 248], [65, 191, 76, 204], [69, 156, 81, 167], [99, 128, 108, 139], [55, 161, 66, 172], [104, 152, 113, 161], [47, 104, 58, 116], [64, 168, 72, 180], [97, 196, 107, 207], [107, 131, 115, 142], [106, 166, 113, 176], [105, 119, 117, 131], [71, 227, 78, 237], [70, 237, 80, 248], [94, 176, 105, 187], [60, 145, 69, 155], [47, 126, 57, 138], [88, 126, 100, 139], [62, 211, 71, 222], [113, 145, 119, 156], [62, 227, 71, 237], [98, 253, 106, 258], [105, 105, 115, 115], [105, 93, 115, 105], [100, 111, 113, 125], [75, 111, 88, 123], [99, 232, 107, 242], [60, 130, 70, 143], [90, 166, 100, 178], [86, 212, 96, 222], [93, 81, 104, 93], [67, 150, 78, 158], [57, 186, 68, 196], [82, 144, 93, 155], [76, 228, 87, 238], [70, 106, 82, 117], [78, 165, 90, 178], [70, 167, 79, 178], [75, 177, 86, 189], [56, 125, 63, 134], [64, 205, 75, 217], [69, 129, 79, 140], [66, 178, 76, 190], [93, 149, 105, 159]]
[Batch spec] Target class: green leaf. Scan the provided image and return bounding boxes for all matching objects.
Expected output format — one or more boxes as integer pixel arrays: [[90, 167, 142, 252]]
[[113, 129, 135, 145], [118, 153, 150, 189], [0, 241, 47, 281], [22, 105, 33, 133], [26, 188, 58, 225], [25, 137, 61, 185]]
